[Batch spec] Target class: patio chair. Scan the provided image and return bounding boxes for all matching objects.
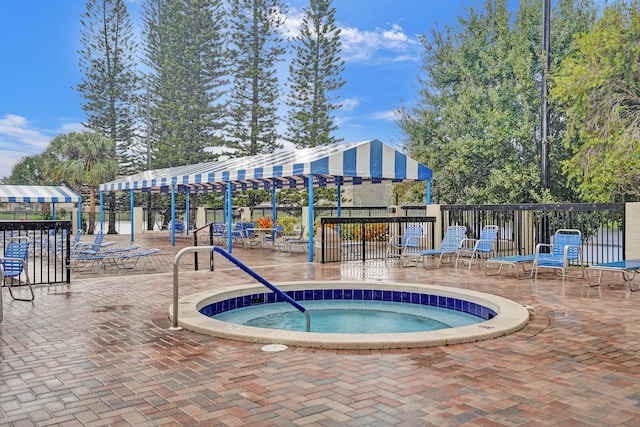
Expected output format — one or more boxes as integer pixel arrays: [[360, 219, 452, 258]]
[[533, 228, 584, 282], [455, 225, 499, 270], [586, 259, 640, 292], [484, 254, 536, 279], [403, 225, 467, 268], [231, 222, 250, 247], [107, 248, 161, 270], [1, 236, 34, 301], [386, 225, 424, 265], [206, 222, 226, 245], [279, 226, 308, 252], [71, 231, 109, 256], [72, 248, 161, 273], [264, 225, 284, 248]]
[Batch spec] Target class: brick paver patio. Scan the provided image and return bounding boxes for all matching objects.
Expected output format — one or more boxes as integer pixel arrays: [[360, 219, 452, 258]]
[[1, 232, 639, 426]]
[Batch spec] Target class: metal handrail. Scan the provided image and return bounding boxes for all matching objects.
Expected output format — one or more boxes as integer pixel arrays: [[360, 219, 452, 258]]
[[171, 246, 310, 332]]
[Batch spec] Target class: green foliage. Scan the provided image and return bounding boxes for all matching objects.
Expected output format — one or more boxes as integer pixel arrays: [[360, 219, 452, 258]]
[[142, 0, 228, 169], [9, 151, 58, 185], [550, 1, 640, 202], [275, 215, 299, 233], [47, 131, 118, 233], [399, 0, 597, 204], [339, 223, 388, 242], [391, 182, 427, 204], [226, 0, 287, 156], [285, 0, 345, 148]]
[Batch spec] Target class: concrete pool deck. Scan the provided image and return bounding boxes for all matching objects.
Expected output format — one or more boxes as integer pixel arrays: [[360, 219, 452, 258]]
[[1, 232, 640, 425]]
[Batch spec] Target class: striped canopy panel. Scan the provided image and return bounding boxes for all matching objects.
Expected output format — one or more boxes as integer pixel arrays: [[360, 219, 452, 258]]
[[99, 140, 432, 193], [0, 185, 81, 203]]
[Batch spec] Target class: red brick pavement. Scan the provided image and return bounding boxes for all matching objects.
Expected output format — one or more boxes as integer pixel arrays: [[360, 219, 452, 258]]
[[1, 232, 640, 426]]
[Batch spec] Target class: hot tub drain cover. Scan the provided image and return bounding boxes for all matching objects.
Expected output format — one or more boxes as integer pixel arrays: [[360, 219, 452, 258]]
[[261, 344, 288, 352]]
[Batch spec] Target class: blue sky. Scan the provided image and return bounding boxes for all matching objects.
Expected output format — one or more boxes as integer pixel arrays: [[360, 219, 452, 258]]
[[0, 0, 462, 179]]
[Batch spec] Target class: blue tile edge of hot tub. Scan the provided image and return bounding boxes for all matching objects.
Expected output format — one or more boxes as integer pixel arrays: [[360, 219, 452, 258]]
[[199, 289, 497, 321]]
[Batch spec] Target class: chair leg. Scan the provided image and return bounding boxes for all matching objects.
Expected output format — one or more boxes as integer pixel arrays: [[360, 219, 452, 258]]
[[6, 274, 34, 302]]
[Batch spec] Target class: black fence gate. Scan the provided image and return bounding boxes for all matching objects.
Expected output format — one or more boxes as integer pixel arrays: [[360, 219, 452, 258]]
[[317, 216, 436, 263], [1, 220, 72, 285]]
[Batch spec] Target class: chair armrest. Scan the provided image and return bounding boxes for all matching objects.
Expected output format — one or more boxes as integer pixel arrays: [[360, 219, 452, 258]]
[[402, 236, 421, 249], [388, 235, 402, 245], [534, 243, 552, 255], [563, 244, 582, 259], [0, 256, 27, 268], [458, 237, 478, 250]]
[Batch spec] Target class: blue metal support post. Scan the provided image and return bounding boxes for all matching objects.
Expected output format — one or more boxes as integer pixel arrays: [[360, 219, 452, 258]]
[[99, 192, 104, 233], [226, 182, 233, 253], [308, 174, 314, 263], [185, 190, 190, 236], [171, 185, 176, 246], [130, 189, 134, 242]]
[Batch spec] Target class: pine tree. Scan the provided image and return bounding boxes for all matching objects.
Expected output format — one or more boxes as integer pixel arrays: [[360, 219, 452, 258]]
[[77, 0, 141, 234], [77, 0, 141, 174], [286, 0, 345, 148], [226, 0, 287, 156], [142, 0, 228, 169]]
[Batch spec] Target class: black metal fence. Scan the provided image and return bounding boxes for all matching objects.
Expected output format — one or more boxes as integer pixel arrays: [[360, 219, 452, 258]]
[[317, 217, 436, 263], [203, 206, 391, 224], [0, 220, 72, 285], [315, 206, 391, 218], [438, 203, 625, 265]]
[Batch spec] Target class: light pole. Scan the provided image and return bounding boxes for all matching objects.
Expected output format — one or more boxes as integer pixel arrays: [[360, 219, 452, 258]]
[[541, 0, 551, 190]]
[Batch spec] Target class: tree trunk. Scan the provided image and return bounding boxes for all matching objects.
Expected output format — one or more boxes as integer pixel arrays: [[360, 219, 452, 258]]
[[88, 187, 96, 235]]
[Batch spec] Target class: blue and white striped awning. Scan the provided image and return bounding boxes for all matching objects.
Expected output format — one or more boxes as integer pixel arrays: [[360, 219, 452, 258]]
[[0, 185, 81, 203], [100, 139, 432, 193]]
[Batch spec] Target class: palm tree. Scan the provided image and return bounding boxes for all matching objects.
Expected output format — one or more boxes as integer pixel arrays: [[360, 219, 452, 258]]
[[47, 132, 118, 234]]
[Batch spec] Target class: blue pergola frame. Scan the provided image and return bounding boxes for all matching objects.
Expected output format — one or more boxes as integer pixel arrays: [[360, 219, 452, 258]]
[[98, 140, 433, 262]]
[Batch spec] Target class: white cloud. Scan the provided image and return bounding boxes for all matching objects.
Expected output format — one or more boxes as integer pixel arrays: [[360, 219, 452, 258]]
[[0, 115, 86, 179], [281, 7, 304, 39], [340, 23, 419, 63], [340, 98, 360, 113], [0, 114, 53, 178], [283, 9, 419, 64], [371, 110, 398, 122], [58, 122, 86, 134], [0, 114, 50, 150]]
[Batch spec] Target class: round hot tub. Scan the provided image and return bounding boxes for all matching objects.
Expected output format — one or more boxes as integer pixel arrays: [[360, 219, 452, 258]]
[[174, 281, 530, 350]]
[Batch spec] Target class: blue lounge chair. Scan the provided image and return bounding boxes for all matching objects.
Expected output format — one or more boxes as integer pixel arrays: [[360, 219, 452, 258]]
[[1, 236, 34, 301], [533, 229, 584, 281], [71, 231, 112, 256], [231, 222, 250, 247], [455, 225, 500, 270], [72, 248, 160, 273], [586, 259, 640, 292], [264, 225, 284, 248], [280, 226, 309, 253], [484, 254, 536, 279], [386, 225, 424, 265], [401, 225, 467, 268], [204, 222, 227, 245], [109, 248, 161, 270]]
